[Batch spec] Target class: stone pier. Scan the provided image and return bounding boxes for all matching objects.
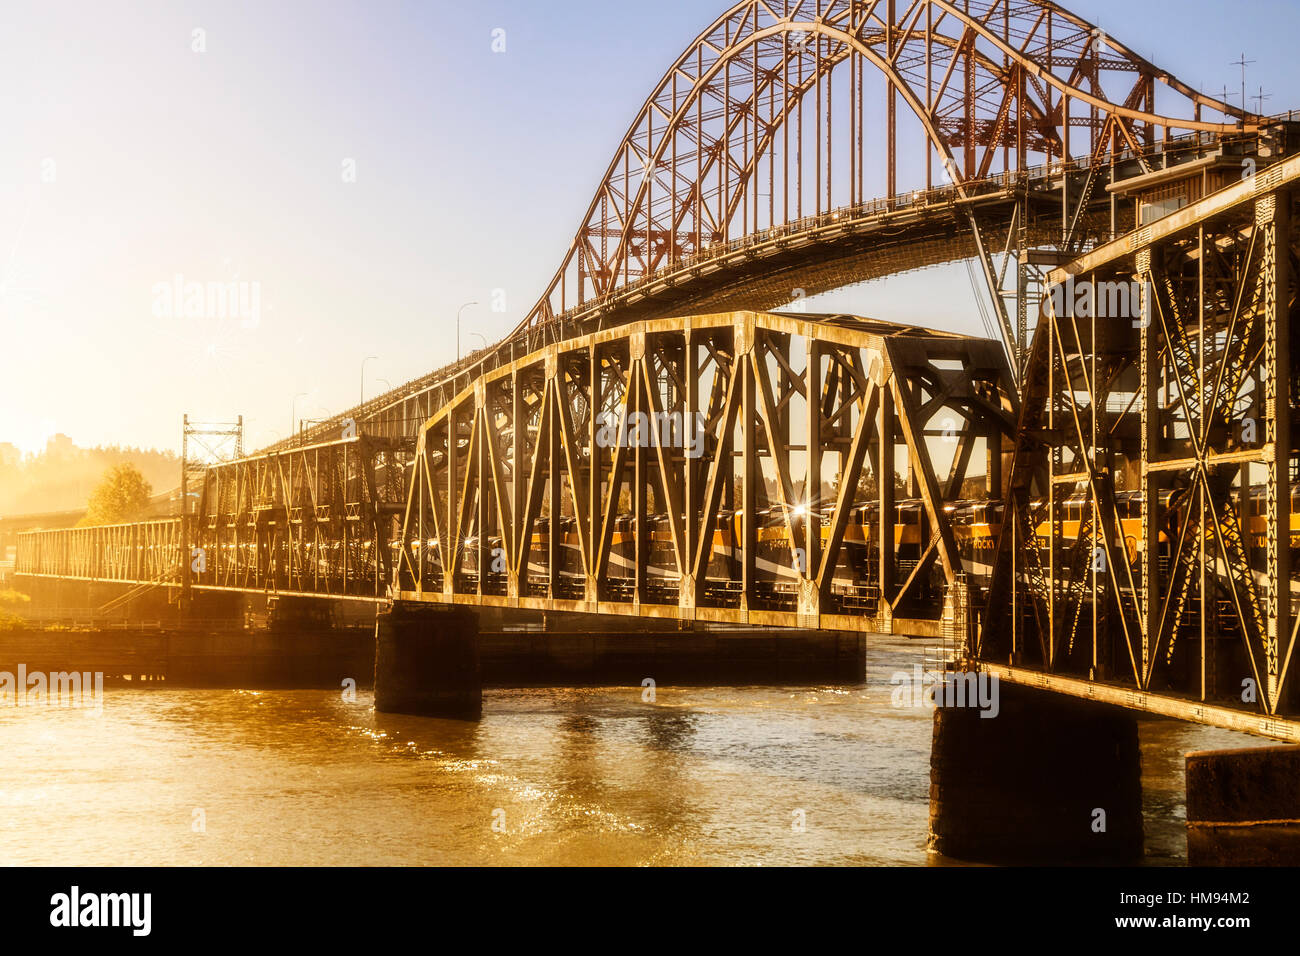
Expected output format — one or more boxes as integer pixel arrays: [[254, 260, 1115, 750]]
[[1186, 744, 1300, 865], [373, 603, 481, 719], [928, 683, 1143, 863]]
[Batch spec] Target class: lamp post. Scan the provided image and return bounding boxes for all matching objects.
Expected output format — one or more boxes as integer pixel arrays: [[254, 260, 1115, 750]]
[[291, 392, 307, 445], [361, 355, 379, 406], [467, 331, 488, 352], [456, 301, 478, 364]]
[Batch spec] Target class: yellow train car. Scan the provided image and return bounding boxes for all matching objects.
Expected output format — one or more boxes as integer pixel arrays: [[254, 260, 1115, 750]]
[[410, 482, 1300, 606]]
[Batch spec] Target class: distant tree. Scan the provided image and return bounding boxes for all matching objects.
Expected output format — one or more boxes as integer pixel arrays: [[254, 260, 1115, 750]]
[[0, 589, 29, 630], [958, 476, 991, 501], [81, 463, 153, 525], [0, 438, 177, 515], [853, 469, 908, 500]]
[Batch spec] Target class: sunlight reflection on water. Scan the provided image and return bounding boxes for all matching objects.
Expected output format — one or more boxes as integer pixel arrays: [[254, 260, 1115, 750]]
[[0, 635, 1252, 866]]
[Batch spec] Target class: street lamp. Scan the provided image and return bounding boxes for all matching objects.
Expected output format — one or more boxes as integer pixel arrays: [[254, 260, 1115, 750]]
[[456, 301, 478, 364], [467, 331, 489, 352], [291, 392, 307, 444], [361, 355, 379, 406]]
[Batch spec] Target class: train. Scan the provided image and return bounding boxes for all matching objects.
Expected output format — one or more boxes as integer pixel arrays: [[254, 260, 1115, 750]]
[[407, 498, 963, 611], [403, 483, 1300, 611]]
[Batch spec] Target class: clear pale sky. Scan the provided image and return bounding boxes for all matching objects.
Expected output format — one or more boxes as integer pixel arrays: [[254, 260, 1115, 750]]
[[1, 0, 1296, 454]]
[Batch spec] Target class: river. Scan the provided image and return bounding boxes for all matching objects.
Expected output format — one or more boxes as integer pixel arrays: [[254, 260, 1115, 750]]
[[0, 635, 1250, 866]]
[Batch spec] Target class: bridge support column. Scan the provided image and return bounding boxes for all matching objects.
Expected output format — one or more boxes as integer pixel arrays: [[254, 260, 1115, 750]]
[[928, 683, 1142, 863], [374, 603, 480, 719], [186, 589, 243, 623], [268, 596, 333, 631], [1186, 745, 1300, 865]]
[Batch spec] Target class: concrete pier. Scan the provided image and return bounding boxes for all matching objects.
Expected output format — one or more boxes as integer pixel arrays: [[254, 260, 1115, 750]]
[[479, 627, 863, 685], [928, 683, 1143, 863], [373, 603, 481, 718], [0, 623, 373, 687], [1186, 744, 1300, 865], [268, 595, 334, 631]]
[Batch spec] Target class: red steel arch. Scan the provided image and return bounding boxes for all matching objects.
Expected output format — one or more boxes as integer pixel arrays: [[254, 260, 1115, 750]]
[[519, 0, 1252, 333]]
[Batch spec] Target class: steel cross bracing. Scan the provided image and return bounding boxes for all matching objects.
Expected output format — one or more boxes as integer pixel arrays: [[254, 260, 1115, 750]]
[[17, 437, 411, 603], [395, 310, 1016, 631], [980, 153, 1300, 735], [189, 436, 412, 601]]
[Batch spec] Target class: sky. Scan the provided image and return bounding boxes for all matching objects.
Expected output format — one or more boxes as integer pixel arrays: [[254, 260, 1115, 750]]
[[1, 0, 1297, 455]]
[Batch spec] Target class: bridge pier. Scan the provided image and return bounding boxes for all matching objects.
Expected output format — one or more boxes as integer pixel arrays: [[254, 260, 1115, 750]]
[[928, 683, 1143, 864], [1186, 745, 1300, 865], [374, 603, 480, 719], [188, 590, 243, 622], [267, 595, 334, 631]]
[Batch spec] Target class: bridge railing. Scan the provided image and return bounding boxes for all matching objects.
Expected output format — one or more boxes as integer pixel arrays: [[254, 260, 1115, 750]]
[[7, 609, 245, 630], [16, 518, 183, 585]]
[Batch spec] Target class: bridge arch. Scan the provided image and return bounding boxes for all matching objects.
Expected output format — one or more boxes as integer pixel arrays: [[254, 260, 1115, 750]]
[[520, 0, 1251, 334]]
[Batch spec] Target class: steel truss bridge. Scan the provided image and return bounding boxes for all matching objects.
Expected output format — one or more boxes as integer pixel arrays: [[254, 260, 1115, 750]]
[[17, 436, 410, 602], [983, 153, 1300, 737], [16, 0, 1300, 737], [394, 311, 1014, 632]]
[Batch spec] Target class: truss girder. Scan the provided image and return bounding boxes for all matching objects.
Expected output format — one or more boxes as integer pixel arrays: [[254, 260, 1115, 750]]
[[396, 310, 1016, 631], [189, 436, 412, 601], [982, 154, 1300, 719], [16, 438, 411, 602], [16, 520, 183, 586]]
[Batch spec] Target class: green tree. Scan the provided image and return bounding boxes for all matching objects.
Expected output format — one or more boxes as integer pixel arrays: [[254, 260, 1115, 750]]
[[82, 463, 153, 525]]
